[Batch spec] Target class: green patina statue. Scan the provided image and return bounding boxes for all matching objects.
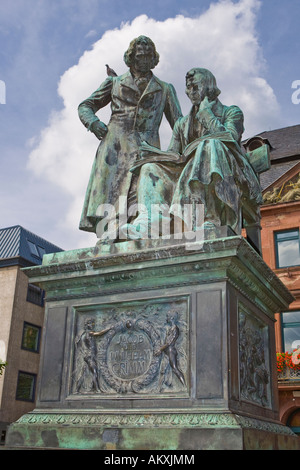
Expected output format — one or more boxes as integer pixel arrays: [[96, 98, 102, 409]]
[[78, 36, 182, 236], [122, 68, 263, 240], [78, 38, 264, 247]]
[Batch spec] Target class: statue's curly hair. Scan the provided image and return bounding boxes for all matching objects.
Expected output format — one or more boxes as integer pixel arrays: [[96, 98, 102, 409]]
[[186, 68, 221, 100], [124, 36, 160, 69]]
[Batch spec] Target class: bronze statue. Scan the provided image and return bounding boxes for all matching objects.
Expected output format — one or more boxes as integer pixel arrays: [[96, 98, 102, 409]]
[[78, 36, 182, 239], [122, 68, 262, 239]]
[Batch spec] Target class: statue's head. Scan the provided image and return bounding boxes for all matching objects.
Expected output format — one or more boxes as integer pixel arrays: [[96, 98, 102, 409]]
[[85, 318, 95, 330], [166, 310, 178, 324], [124, 36, 160, 72], [185, 68, 221, 105]]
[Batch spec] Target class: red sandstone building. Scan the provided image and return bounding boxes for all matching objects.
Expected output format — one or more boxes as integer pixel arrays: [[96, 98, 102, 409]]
[[255, 125, 300, 434]]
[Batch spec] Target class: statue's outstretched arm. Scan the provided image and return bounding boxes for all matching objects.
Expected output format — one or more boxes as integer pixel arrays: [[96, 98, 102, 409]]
[[78, 76, 113, 139]]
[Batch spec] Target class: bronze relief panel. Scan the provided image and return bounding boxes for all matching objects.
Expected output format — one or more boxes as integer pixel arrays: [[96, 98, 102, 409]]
[[238, 303, 271, 408], [70, 297, 189, 397]]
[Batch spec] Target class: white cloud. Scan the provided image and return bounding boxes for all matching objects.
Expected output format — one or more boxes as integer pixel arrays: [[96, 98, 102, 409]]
[[27, 0, 282, 249]]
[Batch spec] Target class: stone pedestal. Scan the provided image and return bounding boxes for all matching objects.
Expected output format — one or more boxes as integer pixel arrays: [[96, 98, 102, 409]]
[[5, 236, 300, 450]]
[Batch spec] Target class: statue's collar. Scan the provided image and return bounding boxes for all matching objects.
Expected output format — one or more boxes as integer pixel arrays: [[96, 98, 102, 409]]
[[120, 71, 162, 95]]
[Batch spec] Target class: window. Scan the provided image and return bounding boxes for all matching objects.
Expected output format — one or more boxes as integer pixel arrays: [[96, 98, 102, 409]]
[[27, 240, 46, 260], [287, 409, 300, 436], [16, 371, 36, 402], [37, 246, 46, 258], [26, 283, 45, 307], [21, 322, 41, 353], [281, 311, 300, 352], [27, 240, 40, 258], [275, 229, 300, 268]]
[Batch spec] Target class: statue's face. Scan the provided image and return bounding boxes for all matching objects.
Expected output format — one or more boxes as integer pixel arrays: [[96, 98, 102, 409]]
[[133, 43, 154, 73], [166, 311, 176, 324], [85, 319, 95, 330], [185, 74, 206, 105]]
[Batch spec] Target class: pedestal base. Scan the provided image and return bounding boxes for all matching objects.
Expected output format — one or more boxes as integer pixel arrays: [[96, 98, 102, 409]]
[[6, 411, 300, 450], [5, 236, 300, 450]]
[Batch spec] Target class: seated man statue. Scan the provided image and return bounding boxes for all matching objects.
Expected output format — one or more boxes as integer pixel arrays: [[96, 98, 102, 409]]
[[122, 67, 262, 240]]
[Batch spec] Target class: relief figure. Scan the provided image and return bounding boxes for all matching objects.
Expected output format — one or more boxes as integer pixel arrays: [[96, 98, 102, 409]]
[[155, 310, 186, 391], [239, 314, 269, 407], [74, 318, 111, 393]]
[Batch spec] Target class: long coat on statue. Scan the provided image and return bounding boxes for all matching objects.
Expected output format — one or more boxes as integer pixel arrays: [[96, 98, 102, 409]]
[[168, 100, 263, 232], [134, 99, 262, 234], [78, 70, 182, 232]]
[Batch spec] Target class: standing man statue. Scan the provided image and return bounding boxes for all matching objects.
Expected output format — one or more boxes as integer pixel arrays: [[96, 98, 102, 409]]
[[78, 36, 182, 240], [123, 68, 262, 239]]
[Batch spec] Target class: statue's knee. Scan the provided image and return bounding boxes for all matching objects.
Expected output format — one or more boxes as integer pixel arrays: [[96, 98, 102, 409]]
[[140, 163, 162, 183], [205, 138, 221, 147], [140, 163, 156, 177]]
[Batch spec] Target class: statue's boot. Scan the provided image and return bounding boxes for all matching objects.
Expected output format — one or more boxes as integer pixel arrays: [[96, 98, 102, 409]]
[[120, 214, 150, 240], [120, 213, 172, 240]]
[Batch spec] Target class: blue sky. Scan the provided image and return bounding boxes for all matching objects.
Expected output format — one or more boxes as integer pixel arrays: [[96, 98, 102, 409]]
[[0, 0, 299, 250]]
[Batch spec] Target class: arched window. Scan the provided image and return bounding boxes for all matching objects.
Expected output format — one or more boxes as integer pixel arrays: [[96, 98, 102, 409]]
[[287, 409, 300, 435]]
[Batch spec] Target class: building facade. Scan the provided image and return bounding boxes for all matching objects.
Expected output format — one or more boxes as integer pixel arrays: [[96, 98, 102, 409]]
[[254, 125, 300, 434], [0, 226, 62, 443]]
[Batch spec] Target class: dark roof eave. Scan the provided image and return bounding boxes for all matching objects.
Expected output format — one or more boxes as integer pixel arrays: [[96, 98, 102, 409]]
[[0, 256, 37, 268], [269, 153, 300, 163]]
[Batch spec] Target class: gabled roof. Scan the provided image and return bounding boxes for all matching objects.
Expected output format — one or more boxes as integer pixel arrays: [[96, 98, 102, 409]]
[[261, 160, 300, 205], [0, 225, 63, 267], [243, 124, 300, 192], [260, 160, 300, 191], [254, 124, 300, 162]]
